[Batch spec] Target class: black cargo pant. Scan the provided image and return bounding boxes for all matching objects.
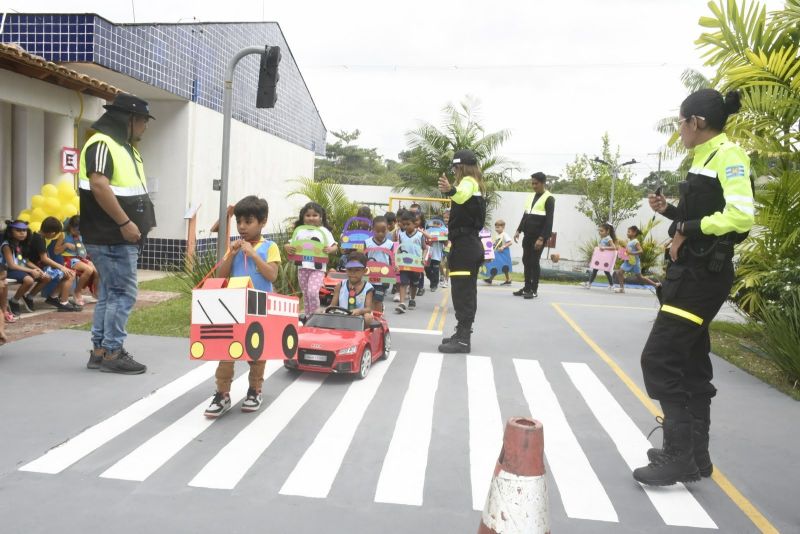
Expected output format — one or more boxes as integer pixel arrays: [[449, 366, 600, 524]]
[[448, 235, 484, 330], [522, 235, 545, 293], [641, 259, 734, 404]]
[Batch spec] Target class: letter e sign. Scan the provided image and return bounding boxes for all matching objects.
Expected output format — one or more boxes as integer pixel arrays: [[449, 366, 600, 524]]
[[61, 147, 79, 174]]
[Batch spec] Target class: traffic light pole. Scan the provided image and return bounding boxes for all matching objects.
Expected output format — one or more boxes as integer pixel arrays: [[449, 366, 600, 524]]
[[216, 46, 266, 262]]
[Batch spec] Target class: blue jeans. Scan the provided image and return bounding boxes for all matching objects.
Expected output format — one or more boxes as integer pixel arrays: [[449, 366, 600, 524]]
[[86, 243, 139, 352]]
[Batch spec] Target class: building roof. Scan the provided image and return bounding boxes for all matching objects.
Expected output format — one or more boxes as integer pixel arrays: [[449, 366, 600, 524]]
[[0, 42, 119, 100]]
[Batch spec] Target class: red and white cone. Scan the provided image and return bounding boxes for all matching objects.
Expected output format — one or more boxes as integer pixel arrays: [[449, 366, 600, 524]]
[[478, 417, 549, 534]]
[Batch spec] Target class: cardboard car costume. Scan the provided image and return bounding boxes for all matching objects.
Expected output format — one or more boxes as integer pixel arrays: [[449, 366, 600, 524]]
[[364, 246, 400, 284], [480, 236, 512, 278], [340, 217, 372, 251], [189, 276, 299, 362], [287, 225, 329, 268], [589, 247, 618, 272], [479, 227, 495, 261]]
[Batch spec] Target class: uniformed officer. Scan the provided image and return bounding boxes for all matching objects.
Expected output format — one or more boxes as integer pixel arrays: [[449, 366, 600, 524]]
[[513, 172, 554, 298], [79, 93, 157, 375], [437, 149, 487, 353], [633, 89, 754, 486]]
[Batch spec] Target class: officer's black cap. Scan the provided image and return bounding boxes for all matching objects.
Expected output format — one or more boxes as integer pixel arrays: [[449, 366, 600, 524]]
[[452, 149, 477, 166], [104, 93, 156, 120]]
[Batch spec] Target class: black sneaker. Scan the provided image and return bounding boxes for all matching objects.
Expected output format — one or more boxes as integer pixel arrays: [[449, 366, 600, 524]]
[[417, 287, 425, 296], [523, 290, 535, 299], [512, 288, 527, 297], [100, 348, 147, 375], [438, 337, 471, 353], [56, 301, 80, 312], [408, 299, 416, 310], [22, 295, 35, 311], [87, 348, 104, 370], [394, 303, 407, 314], [204, 392, 232, 418], [501, 280, 512, 285], [430, 286, 437, 292], [8, 300, 21, 315], [45, 296, 60, 307]]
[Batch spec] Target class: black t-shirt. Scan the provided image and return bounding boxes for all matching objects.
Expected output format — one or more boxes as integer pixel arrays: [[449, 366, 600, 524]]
[[84, 141, 115, 178], [24, 233, 47, 266]]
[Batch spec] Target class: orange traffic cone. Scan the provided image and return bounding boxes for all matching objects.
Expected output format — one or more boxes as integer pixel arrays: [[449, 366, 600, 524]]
[[478, 417, 550, 534]]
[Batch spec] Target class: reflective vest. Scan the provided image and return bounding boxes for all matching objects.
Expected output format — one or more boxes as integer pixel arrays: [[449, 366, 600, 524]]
[[524, 190, 553, 216], [448, 176, 486, 239], [78, 132, 155, 244], [79, 132, 148, 195]]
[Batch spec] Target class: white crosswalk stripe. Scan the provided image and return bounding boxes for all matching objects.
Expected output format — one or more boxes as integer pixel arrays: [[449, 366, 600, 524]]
[[374, 352, 443, 506], [563, 362, 717, 529], [17, 353, 722, 529], [513, 358, 619, 523]]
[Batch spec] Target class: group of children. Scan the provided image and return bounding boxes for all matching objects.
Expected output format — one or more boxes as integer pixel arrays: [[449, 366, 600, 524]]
[[0, 216, 97, 345], [583, 223, 660, 293]]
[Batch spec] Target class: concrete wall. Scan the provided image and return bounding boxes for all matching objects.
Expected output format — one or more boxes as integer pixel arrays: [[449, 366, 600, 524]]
[[336, 185, 672, 262], [184, 102, 316, 239]]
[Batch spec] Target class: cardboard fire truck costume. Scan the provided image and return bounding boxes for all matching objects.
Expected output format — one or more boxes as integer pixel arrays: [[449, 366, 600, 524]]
[[189, 276, 299, 362]]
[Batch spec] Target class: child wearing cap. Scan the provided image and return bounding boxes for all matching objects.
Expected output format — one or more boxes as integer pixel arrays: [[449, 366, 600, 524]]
[[328, 251, 374, 321], [1, 220, 52, 315]]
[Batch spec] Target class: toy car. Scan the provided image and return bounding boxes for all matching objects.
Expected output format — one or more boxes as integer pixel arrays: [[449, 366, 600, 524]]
[[284, 307, 390, 379], [425, 217, 448, 242], [319, 269, 348, 307], [340, 217, 372, 251], [190, 276, 299, 362]]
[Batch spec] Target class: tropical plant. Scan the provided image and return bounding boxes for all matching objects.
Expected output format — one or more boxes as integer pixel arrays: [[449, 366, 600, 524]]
[[691, 0, 800, 317], [269, 225, 301, 298], [757, 289, 800, 385], [400, 96, 513, 216], [170, 249, 219, 295], [288, 177, 359, 240], [565, 133, 643, 227]]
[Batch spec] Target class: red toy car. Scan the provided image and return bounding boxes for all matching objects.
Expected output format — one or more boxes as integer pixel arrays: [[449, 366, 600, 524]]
[[284, 307, 390, 379], [319, 269, 348, 307]]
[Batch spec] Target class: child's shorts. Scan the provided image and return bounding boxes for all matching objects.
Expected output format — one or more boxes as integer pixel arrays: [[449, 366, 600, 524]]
[[399, 271, 422, 285], [372, 283, 388, 302], [42, 266, 66, 298], [5, 268, 31, 283], [620, 261, 641, 274]]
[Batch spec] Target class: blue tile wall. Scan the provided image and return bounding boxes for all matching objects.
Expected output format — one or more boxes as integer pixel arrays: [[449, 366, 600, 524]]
[[2, 14, 326, 155]]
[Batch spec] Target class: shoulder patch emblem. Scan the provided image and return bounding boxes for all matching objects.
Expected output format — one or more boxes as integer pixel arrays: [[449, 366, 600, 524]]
[[725, 165, 745, 179]]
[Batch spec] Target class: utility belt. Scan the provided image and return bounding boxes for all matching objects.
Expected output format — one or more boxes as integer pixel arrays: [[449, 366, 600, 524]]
[[677, 233, 735, 273], [448, 227, 480, 240]]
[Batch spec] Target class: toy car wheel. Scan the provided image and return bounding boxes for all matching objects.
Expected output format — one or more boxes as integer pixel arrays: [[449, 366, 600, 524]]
[[282, 324, 298, 359], [245, 322, 265, 361], [357, 347, 372, 380], [380, 330, 391, 360]]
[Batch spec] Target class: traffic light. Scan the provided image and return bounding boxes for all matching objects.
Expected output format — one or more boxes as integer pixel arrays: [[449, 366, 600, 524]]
[[256, 45, 281, 109]]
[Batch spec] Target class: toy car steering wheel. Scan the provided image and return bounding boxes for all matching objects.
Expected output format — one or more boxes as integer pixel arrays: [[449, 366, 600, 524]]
[[325, 306, 353, 315]]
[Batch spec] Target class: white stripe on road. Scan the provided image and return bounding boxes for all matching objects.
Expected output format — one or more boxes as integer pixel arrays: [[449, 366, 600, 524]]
[[188, 372, 326, 490], [100, 361, 282, 482], [467, 355, 504, 511], [513, 359, 618, 522], [280, 352, 397, 498], [20, 362, 217, 474], [374, 352, 443, 506], [562, 362, 717, 529], [390, 328, 443, 336]]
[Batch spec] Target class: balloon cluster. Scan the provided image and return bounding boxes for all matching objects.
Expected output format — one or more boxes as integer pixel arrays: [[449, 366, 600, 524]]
[[17, 180, 80, 233]]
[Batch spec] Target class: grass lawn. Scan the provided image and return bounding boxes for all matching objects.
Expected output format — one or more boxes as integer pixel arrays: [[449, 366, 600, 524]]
[[710, 320, 800, 401]]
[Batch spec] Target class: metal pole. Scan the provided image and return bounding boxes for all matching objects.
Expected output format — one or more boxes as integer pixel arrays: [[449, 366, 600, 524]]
[[217, 46, 266, 262], [609, 166, 617, 223]]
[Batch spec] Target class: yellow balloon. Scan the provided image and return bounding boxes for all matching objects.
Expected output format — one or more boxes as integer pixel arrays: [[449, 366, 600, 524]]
[[31, 195, 45, 209], [29, 221, 41, 233], [20, 209, 31, 217], [18, 213, 31, 222], [41, 183, 58, 198], [44, 197, 61, 213], [31, 207, 46, 222], [71, 196, 80, 209], [62, 204, 78, 218]]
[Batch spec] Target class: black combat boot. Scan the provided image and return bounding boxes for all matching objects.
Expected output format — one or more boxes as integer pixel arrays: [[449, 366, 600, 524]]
[[647, 398, 713, 477], [438, 325, 471, 353], [634, 405, 700, 486], [441, 326, 473, 344]]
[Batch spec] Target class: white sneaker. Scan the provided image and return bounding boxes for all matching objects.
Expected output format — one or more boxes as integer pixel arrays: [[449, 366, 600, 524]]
[[581, 281, 591, 289], [607, 285, 615, 291], [440, 280, 449, 288], [393, 294, 401, 302], [241, 388, 262, 413], [204, 392, 231, 418]]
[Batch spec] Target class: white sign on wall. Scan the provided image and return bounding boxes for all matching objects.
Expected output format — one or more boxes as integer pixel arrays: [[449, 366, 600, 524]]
[[61, 146, 79, 174]]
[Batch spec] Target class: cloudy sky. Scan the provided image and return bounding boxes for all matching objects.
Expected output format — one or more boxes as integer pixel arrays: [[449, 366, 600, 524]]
[[9, 0, 786, 182]]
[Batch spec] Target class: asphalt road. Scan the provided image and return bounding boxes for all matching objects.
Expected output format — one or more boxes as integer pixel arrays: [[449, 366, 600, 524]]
[[0, 282, 796, 533]]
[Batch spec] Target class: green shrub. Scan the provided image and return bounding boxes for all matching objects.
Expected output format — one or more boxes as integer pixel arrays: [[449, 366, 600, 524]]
[[757, 289, 800, 385], [578, 219, 664, 274]]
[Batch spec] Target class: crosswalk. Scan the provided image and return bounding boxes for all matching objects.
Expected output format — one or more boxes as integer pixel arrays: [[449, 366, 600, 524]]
[[19, 351, 717, 529]]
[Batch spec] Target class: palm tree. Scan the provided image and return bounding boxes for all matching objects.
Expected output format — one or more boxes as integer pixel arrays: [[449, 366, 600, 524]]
[[400, 97, 514, 215]]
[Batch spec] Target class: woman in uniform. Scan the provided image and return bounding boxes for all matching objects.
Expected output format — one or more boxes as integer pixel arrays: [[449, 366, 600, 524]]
[[436, 149, 487, 354], [634, 89, 754, 486]]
